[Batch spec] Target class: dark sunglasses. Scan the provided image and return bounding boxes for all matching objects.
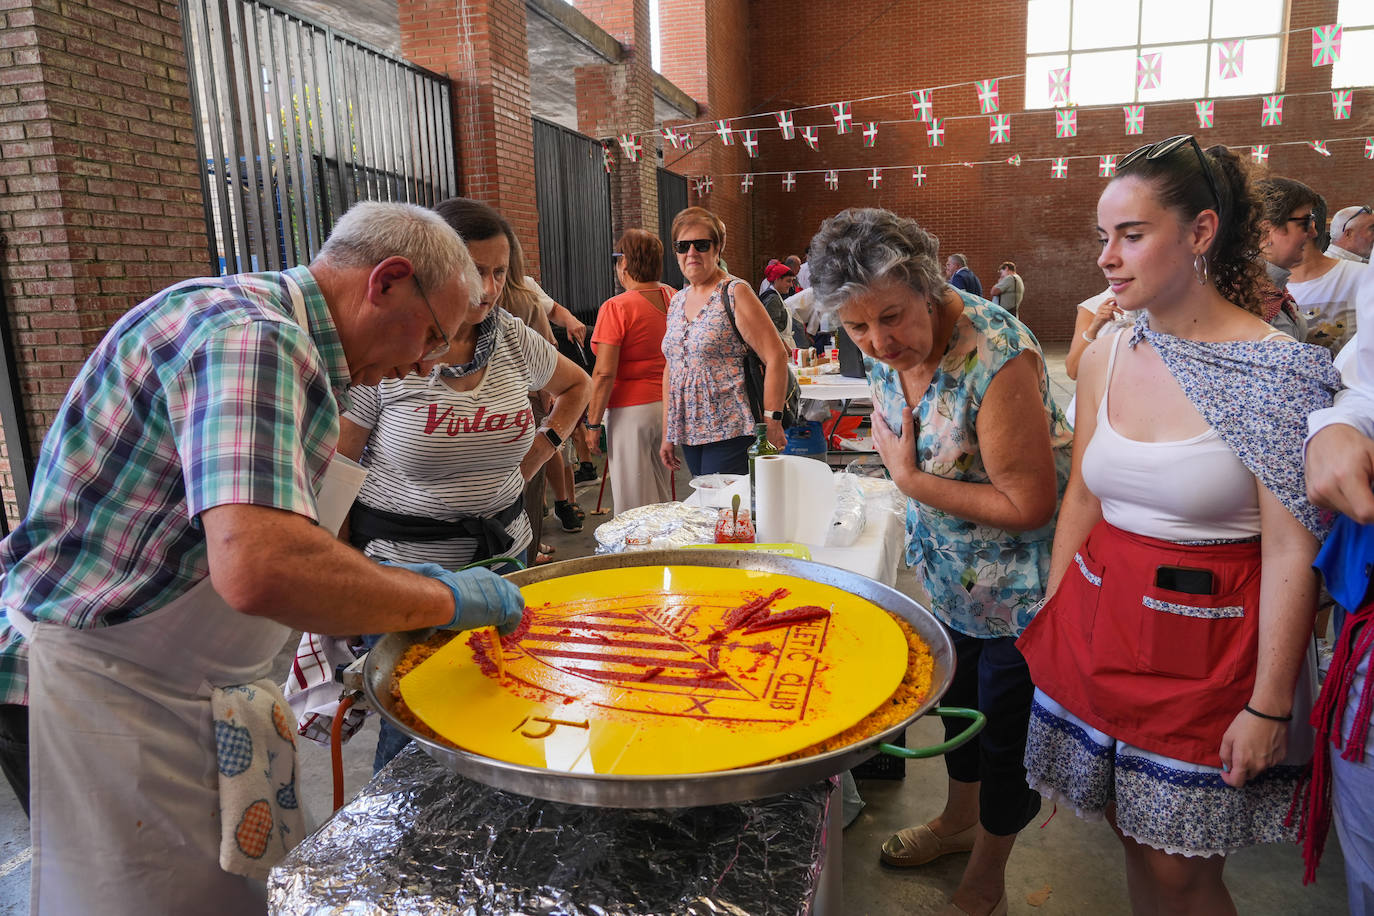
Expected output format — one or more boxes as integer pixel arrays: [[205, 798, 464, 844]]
[[1118, 134, 1222, 215], [675, 238, 714, 254]]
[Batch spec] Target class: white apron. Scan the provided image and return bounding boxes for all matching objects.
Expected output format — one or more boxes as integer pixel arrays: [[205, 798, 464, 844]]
[[13, 280, 366, 915]]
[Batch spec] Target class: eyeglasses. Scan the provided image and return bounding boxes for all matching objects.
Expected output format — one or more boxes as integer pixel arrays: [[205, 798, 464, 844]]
[[1118, 134, 1222, 215], [1286, 213, 1318, 233], [675, 238, 714, 254], [413, 277, 450, 362]]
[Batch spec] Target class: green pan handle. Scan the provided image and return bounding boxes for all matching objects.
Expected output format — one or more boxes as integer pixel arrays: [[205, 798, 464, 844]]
[[462, 556, 528, 572], [876, 707, 987, 759]]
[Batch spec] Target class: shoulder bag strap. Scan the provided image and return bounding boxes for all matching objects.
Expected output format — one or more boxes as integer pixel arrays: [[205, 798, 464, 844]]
[[718, 279, 748, 349]]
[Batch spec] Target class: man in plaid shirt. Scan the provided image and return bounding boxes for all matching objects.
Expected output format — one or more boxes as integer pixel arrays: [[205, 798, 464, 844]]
[[0, 201, 525, 914]]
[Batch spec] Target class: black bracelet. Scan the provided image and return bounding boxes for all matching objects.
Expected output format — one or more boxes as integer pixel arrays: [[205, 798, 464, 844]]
[[1243, 703, 1292, 722], [586, 423, 604, 430]]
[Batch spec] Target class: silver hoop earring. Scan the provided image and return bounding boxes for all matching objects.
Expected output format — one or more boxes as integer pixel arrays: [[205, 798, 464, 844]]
[[1194, 253, 1209, 286]]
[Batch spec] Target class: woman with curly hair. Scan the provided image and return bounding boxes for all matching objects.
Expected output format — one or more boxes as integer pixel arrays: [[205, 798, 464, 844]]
[[807, 207, 1071, 916], [1017, 137, 1340, 913]]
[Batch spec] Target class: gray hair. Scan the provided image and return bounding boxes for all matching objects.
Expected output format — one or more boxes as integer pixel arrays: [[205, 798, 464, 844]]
[[315, 201, 481, 303], [806, 207, 948, 318], [947, 253, 967, 267]]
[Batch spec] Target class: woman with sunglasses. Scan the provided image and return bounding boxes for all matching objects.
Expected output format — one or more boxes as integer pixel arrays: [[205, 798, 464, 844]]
[[1018, 137, 1339, 912], [337, 197, 590, 770], [582, 228, 675, 513], [659, 207, 789, 476]]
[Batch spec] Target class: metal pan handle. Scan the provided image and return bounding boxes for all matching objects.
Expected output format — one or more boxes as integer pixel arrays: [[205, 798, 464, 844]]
[[875, 706, 987, 759]]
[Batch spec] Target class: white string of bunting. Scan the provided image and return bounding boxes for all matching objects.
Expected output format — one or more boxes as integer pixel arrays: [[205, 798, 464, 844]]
[[600, 21, 1371, 176], [682, 135, 1374, 195]]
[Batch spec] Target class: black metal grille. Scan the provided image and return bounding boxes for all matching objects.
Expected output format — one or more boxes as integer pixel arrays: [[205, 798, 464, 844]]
[[656, 168, 687, 290], [181, 0, 458, 274], [532, 116, 615, 324]]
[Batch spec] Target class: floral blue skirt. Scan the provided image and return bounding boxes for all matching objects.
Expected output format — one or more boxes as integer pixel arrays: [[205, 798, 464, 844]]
[[1024, 689, 1304, 857]]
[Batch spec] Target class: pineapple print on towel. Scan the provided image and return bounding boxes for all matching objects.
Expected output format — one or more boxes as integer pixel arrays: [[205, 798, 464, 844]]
[[211, 679, 308, 879]]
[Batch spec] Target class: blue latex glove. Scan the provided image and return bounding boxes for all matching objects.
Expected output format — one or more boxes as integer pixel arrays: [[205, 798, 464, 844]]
[[384, 562, 525, 634]]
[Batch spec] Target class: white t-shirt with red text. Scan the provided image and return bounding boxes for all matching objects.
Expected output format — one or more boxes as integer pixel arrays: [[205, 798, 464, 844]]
[[343, 308, 557, 567]]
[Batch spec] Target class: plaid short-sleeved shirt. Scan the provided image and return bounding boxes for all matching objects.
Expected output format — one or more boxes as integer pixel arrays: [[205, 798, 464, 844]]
[[0, 266, 351, 705]]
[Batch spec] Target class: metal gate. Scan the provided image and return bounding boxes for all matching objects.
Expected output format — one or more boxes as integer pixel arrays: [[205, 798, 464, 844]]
[[532, 117, 615, 323], [657, 168, 687, 289], [182, 0, 458, 274]]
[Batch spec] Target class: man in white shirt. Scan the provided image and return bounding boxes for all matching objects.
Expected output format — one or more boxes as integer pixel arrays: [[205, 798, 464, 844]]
[[1327, 205, 1374, 264]]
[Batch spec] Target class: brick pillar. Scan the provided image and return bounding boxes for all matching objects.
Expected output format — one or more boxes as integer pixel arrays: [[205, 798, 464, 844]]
[[657, 0, 753, 279], [572, 0, 657, 240], [397, 0, 540, 275], [0, 0, 207, 520]]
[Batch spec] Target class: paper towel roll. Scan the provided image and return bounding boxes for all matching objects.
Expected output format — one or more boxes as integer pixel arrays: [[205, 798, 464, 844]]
[[754, 454, 836, 544]]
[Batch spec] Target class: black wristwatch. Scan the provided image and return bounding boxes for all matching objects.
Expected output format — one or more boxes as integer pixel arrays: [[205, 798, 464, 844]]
[[538, 426, 562, 448], [765, 410, 784, 422]]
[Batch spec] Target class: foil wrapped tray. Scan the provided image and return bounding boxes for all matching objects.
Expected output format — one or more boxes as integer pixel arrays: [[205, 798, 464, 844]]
[[269, 745, 831, 915]]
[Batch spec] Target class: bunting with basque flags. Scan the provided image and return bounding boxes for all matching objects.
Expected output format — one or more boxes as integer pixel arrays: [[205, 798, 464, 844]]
[[742, 130, 759, 158], [863, 122, 879, 147], [1219, 40, 1244, 79], [1124, 105, 1144, 135], [1308, 140, 1331, 157], [911, 89, 933, 122], [830, 101, 853, 134], [740, 174, 753, 193], [783, 172, 796, 191], [912, 167, 927, 187], [1056, 109, 1077, 138], [802, 126, 820, 151], [824, 170, 839, 190], [1262, 95, 1284, 127], [715, 120, 734, 145], [1049, 68, 1071, 107], [775, 110, 795, 140], [1312, 25, 1342, 66], [869, 168, 883, 189], [1099, 155, 1118, 177], [975, 79, 1000, 114], [1333, 91, 1353, 121], [990, 114, 1011, 144], [1195, 100, 1214, 129], [927, 118, 945, 147], [1251, 145, 1270, 163], [1051, 158, 1068, 179], [1137, 54, 1161, 91]]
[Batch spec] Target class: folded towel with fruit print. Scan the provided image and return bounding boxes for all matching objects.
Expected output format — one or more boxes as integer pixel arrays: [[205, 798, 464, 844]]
[[211, 679, 305, 880]]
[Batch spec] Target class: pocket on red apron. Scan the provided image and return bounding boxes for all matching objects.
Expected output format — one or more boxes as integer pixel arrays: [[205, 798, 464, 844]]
[[1136, 584, 1251, 680]]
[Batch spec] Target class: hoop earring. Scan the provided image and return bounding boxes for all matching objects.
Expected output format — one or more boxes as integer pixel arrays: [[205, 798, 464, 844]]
[[1194, 253, 1209, 286]]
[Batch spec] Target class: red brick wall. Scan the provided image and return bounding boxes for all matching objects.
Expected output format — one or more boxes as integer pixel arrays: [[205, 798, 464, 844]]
[[742, 0, 1372, 344], [575, 0, 658, 238], [0, 0, 207, 521], [399, 0, 541, 275], [658, 0, 755, 278]]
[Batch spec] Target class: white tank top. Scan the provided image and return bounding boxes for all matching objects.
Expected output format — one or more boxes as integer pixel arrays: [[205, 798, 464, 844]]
[[1080, 330, 1269, 541]]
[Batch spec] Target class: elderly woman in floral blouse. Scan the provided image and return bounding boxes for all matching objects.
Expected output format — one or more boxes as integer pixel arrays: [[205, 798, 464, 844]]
[[808, 208, 1070, 916], [659, 207, 789, 476]]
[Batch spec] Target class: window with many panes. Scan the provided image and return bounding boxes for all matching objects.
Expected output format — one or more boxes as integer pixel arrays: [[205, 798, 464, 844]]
[[1024, 0, 1286, 109], [1332, 2, 1374, 90]]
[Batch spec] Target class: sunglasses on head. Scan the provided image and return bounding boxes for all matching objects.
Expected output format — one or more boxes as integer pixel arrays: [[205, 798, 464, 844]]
[[675, 238, 713, 254], [1118, 134, 1222, 215]]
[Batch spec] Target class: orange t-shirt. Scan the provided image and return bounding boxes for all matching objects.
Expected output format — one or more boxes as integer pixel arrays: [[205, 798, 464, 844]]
[[592, 287, 671, 407]]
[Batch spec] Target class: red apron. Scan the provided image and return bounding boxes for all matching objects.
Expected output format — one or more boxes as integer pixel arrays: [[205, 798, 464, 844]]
[[1017, 520, 1261, 766]]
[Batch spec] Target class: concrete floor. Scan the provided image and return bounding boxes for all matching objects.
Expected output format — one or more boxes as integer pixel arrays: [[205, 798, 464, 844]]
[[0, 346, 1351, 912]]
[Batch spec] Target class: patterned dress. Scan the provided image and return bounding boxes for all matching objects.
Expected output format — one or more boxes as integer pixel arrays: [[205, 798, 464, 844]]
[[866, 292, 1072, 638], [661, 278, 754, 446]]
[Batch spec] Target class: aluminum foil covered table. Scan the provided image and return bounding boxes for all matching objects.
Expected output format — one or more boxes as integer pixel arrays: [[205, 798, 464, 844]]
[[269, 744, 836, 915]]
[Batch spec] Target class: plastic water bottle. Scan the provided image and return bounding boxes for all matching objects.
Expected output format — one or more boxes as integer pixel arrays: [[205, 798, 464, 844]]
[[747, 422, 779, 519]]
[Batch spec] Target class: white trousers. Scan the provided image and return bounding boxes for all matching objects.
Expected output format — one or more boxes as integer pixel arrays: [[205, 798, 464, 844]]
[[607, 400, 673, 514]]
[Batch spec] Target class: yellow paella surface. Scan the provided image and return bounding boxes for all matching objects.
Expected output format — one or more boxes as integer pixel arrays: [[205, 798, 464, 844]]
[[395, 566, 922, 775]]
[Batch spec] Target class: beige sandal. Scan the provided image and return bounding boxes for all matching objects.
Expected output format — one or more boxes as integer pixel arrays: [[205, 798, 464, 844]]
[[879, 821, 977, 867], [937, 893, 1008, 916]]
